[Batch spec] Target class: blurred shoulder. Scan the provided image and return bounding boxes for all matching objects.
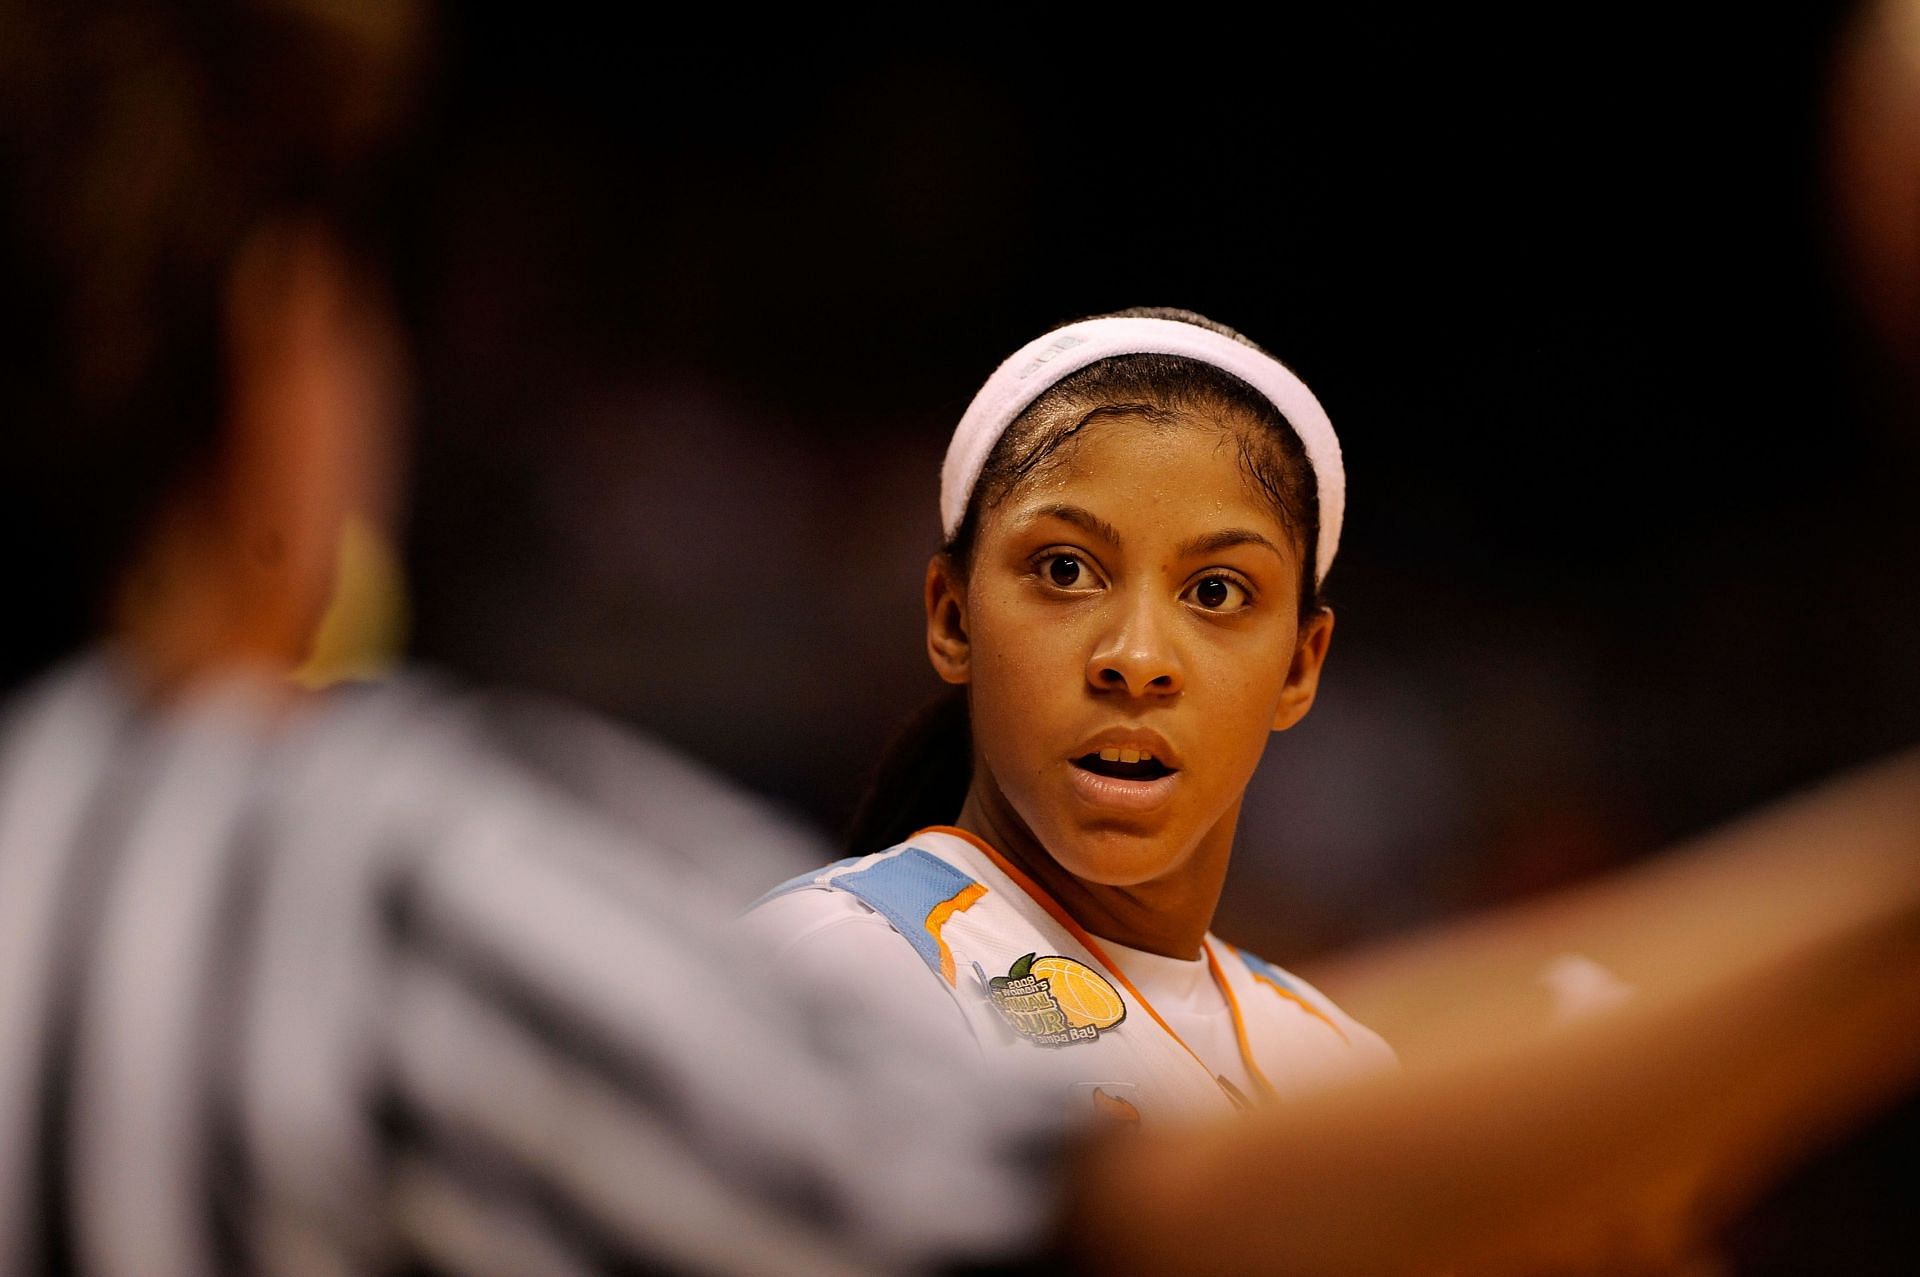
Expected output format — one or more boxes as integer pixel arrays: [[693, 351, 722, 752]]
[[393, 673, 837, 906]]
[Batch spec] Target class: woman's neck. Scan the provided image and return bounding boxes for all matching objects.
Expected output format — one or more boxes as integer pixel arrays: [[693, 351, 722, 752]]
[[952, 777, 1235, 961]]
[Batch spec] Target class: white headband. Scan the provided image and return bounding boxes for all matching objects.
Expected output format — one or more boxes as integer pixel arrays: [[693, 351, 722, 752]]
[[939, 316, 1345, 586]]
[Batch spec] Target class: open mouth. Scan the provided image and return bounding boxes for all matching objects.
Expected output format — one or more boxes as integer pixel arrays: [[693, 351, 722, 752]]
[[1072, 751, 1176, 782]]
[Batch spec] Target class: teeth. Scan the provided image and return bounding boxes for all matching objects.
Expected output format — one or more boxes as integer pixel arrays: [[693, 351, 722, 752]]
[[1093, 747, 1156, 764], [1099, 747, 1120, 762], [1119, 748, 1140, 764]]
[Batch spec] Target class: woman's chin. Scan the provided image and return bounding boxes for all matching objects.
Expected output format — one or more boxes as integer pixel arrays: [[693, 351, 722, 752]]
[[1043, 822, 1195, 889]]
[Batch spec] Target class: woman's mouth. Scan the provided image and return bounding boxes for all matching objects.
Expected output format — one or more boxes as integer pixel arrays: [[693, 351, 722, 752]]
[[1067, 750, 1179, 812], [1072, 748, 1175, 782]]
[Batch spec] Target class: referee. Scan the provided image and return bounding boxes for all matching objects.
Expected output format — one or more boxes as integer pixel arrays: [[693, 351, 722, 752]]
[[0, 4, 1072, 1275]]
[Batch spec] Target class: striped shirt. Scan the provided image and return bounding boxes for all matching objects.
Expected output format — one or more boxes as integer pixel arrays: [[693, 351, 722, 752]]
[[0, 653, 1070, 1277]]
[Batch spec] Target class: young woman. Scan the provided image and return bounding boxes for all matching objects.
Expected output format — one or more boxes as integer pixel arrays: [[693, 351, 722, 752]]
[[743, 308, 1396, 1126]]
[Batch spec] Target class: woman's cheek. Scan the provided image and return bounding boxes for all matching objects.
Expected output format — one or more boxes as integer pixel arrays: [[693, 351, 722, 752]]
[[971, 669, 1046, 795], [1203, 665, 1286, 779]]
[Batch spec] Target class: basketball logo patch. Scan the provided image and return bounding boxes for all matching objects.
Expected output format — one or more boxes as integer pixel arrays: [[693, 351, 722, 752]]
[[981, 952, 1126, 1046]]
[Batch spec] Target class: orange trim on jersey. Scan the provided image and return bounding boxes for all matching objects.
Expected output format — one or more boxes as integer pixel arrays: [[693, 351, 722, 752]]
[[928, 882, 988, 987], [1223, 940, 1350, 1045], [915, 824, 1226, 1089], [1203, 941, 1281, 1105]]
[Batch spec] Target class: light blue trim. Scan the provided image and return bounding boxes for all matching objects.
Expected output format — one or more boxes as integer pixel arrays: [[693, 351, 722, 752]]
[[1235, 945, 1301, 994], [828, 847, 981, 976]]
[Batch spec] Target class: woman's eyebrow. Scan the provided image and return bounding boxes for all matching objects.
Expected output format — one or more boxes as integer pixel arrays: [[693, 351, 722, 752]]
[[1026, 503, 1124, 547], [1177, 528, 1284, 559]]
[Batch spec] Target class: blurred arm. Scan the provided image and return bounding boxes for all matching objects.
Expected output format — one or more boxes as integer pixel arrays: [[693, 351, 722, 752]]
[[1306, 746, 1920, 1070], [1056, 746, 1920, 1275]]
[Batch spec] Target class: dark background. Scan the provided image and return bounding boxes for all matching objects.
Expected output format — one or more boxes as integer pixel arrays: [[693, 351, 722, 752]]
[[391, 8, 1919, 1271], [402, 4, 1919, 956], [0, 4, 1908, 1271], [3, 0, 1900, 969]]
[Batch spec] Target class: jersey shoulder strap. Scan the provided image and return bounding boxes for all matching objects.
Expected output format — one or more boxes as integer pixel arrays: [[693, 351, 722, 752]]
[[1229, 942, 1302, 993], [752, 842, 989, 985], [1217, 938, 1352, 1045]]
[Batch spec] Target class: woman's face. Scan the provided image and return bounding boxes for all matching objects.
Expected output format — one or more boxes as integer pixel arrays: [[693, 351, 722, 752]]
[[942, 410, 1332, 888]]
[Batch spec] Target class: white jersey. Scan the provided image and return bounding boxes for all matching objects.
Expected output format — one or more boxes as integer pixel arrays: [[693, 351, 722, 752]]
[[742, 826, 1397, 1130]]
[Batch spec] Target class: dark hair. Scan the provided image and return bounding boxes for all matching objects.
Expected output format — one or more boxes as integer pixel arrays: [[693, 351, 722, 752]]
[[844, 305, 1329, 855], [0, 0, 432, 691], [843, 687, 974, 858]]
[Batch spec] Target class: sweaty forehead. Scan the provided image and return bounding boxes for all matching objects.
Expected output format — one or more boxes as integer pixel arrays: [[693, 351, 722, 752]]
[[996, 412, 1294, 545], [1021, 403, 1236, 477]]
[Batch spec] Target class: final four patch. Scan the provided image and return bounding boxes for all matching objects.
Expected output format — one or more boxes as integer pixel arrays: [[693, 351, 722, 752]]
[[980, 952, 1127, 1046]]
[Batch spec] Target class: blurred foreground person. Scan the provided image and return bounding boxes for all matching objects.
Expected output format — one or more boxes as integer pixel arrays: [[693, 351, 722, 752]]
[[3, 3, 1920, 1277], [0, 4, 1062, 1275]]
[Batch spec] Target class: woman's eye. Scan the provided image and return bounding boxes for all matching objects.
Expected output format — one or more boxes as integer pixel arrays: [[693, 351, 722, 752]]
[[1047, 555, 1085, 588], [1188, 575, 1250, 611]]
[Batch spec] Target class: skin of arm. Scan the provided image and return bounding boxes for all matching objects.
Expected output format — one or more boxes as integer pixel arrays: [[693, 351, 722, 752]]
[[1049, 746, 1920, 1276]]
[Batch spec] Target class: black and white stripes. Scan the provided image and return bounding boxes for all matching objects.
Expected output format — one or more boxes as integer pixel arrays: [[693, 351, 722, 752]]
[[0, 655, 1066, 1277]]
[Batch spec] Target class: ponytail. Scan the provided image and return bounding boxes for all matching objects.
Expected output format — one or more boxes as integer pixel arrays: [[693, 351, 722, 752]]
[[843, 688, 972, 856]]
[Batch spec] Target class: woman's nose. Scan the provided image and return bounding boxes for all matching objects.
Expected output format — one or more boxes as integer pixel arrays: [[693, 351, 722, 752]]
[[1086, 598, 1184, 698]]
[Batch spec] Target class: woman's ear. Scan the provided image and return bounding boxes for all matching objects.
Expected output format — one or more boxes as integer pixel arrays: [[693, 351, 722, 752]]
[[925, 554, 972, 685], [1272, 606, 1335, 732]]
